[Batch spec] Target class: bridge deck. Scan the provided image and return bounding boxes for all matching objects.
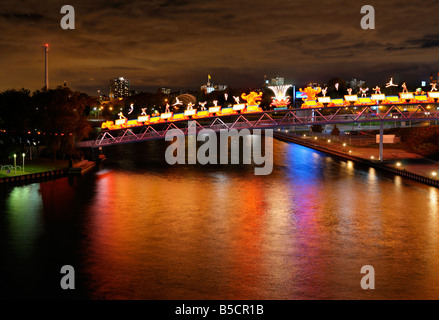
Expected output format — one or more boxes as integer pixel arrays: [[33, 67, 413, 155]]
[[77, 104, 439, 148]]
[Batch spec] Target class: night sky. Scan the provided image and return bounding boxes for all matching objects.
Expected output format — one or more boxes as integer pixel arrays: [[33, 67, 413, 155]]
[[1, 0, 439, 95]]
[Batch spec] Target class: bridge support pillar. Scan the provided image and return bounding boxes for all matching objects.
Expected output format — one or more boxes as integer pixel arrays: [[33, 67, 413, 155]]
[[379, 122, 384, 162]]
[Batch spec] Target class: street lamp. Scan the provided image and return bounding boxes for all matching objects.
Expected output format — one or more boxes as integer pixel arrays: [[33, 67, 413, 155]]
[[13, 154, 16, 174], [22, 153, 25, 172]]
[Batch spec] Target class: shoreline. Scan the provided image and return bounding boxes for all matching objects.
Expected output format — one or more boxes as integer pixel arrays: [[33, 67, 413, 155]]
[[274, 132, 439, 188], [0, 157, 100, 185]]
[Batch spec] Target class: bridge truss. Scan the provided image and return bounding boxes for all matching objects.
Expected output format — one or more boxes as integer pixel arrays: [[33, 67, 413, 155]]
[[77, 104, 439, 149]]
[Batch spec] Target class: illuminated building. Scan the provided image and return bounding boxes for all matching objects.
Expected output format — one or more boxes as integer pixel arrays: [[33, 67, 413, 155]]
[[109, 77, 130, 99], [200, 74, 228, 94], [269, 76, 284, 86], [161, 88, 171, 95]]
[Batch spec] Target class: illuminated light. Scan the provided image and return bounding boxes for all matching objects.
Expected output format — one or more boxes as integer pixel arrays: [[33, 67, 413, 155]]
[[160, 112, 173, 119], [303, 134, 306, 137], [127, 120, 139, 127], [327, 139, 331, 143], [359, 97, 372, 104], [218, 107, 237, 116], [192, 110, 210, 119], [432, 172, 437, 177], [184, 109, 196, 116], [371, 156, 374, 159], [115, 119, 126, 126], [149, 116, 161, 123], [268, 85, 292, 101], [386, 78, 398, 88], [268, 85, 292, 107], [318, 96, 331, 104], [428, 91, 439, 98], [299, 86, 321, 102], [331, 98, 345, 106], [304, 100, 319, 108], [399, 93, 414, 100], [396, 162, 401, 167], [414, 95, 428, 102], [101, 121, 114, 129], [344, 95, 358, 102], [371, 94, 386, 101], [314, 137, 317, 140], [232, 103, 246, 111], [349, 150, 352, 153], [385, 96, 400, 103], [137, 116, 149, 122], [343, 143, 346, 147], [244, 105, 262, 113], [241, 91, 263, 106], [285, 130, 288, 133], [170, 113, 188, 121], [109, 107, 113, 111], [208, 106, 221, 114]]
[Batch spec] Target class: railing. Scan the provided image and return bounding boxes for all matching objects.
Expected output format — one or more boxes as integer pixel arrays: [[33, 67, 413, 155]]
[[299, 132, 377, 146], [76, 104, 439, 148]]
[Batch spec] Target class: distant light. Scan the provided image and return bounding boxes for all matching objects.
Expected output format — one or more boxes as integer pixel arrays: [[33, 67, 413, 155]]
[[396, 162, 401, 167], [327, 139, 331, 143], [371, 156, 374, 159], [343, 143, 346, 147], [314, 137, 317, 140], [349, 150, 352, 153], [432, 172, 437, 177], [421, 81, 426, 87]]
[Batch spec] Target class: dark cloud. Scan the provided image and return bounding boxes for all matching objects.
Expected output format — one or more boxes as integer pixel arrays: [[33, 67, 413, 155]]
[[0, 13, 44, 21], [406, 34, 439, 49], [1, 0, 439, 94]]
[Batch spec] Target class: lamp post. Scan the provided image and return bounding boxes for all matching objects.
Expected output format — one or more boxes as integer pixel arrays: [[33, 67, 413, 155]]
[[13, 154, 16, 174], [22, 153, 25, 172]]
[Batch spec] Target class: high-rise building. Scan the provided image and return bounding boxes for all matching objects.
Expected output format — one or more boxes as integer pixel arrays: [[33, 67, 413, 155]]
[[270, 76, 284, 86], [109, 77, 130, 99]]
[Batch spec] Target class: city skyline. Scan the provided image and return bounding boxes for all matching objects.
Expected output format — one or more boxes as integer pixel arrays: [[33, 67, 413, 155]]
[[1, 0, 439, 95]]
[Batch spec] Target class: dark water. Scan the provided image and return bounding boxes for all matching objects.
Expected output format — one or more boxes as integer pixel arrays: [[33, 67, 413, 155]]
[[1, 137, 438, 299]]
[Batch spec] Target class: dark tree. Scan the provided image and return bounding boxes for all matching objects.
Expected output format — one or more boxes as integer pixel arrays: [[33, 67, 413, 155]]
[[33, 87, 95, 161]]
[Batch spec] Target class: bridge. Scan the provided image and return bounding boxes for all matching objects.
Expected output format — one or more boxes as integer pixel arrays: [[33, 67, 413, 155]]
[[77, 103, 439, 152]]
